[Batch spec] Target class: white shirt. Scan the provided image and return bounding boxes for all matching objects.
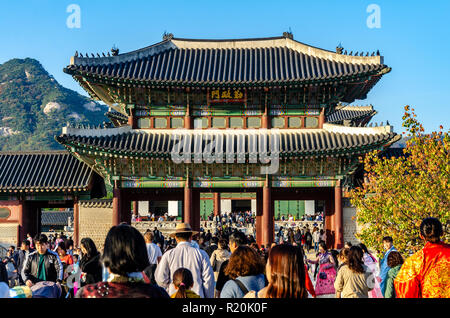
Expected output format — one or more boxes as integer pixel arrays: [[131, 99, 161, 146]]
[[155, 241, 215, 298], [312, 231, 320, 243], [146, 243, 162, 265]]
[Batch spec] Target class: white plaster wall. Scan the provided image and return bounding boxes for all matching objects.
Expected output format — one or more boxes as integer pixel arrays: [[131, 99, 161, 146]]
[[221, 199, 232, 213], [168, 201, 179, 216], [251, 200, 256, 214], [305, 200, 315, 215], [138, 201, 149, 215]]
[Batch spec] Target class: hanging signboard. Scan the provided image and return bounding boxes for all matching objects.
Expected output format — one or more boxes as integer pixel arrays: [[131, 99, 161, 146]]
[[209, 88, 246, 103]]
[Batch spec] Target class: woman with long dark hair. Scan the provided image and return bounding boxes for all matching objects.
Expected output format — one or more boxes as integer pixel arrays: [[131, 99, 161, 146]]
[[245, 244, 311, 298], [78, 238, 102, 286], [307, 241, 336, 297], [76, 224, 169, 298], [358, 243, 383, 298], [334, 246, 374, 298]]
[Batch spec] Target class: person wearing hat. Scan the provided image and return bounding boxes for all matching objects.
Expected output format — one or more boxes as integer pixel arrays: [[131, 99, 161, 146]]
[[154, 223, 215, 298]]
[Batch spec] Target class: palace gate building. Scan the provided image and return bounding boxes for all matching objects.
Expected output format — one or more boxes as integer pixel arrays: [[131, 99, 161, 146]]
[[57, 33, 400, 248]]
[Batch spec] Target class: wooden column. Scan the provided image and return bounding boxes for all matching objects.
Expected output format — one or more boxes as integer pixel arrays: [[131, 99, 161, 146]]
[[120, 197, 132, 225], [132, 201, 139, 217], [324, 191, 334, 249], [128, 107, 136, 129], [213, 193, 221, 217], [318, 107, 325, 128], [184, 179, 193, 226], [262, 88, 270, 129], [192, 189, 201, 233], [17, 200, 26, 246], [73, 197, 80, 248], [256, 189, 263, 247], [262, 177, 273, 246], [112, 181, 121, 227], [184, 106, 192, 129], [334, 181, 343, 249]]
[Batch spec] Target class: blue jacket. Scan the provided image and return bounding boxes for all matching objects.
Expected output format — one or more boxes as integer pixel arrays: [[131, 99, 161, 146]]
[[379, 246, 396, 296], [220, 274, 266, 298]]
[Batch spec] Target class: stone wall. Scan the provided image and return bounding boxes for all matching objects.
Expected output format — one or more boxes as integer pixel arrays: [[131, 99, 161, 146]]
[[343, 198, 360, 245], [0, 223, 18, 247], [79, 199, 113, 251]]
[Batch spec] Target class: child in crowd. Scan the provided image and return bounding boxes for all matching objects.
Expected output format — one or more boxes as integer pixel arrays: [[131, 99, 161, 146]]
[[337, 248, 350, 274], [171, 268, 200, 298]]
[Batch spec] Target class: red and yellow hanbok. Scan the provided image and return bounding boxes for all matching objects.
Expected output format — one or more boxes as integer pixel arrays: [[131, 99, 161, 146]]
[[394, 241, 450, 298]]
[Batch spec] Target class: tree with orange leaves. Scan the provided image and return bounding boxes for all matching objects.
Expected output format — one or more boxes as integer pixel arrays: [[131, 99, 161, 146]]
[[349, 106, 449, 257]]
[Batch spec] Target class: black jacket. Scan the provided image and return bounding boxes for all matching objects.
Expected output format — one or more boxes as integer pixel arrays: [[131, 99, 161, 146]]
[[79, 253, 102, 286], [23, 250, 63, 284]]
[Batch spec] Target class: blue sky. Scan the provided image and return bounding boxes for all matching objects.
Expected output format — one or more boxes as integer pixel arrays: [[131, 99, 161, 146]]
[[0, 0, 448, 132]]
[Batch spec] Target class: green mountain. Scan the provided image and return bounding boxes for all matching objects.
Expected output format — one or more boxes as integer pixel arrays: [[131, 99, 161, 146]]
[[0, 58, 107, 151]]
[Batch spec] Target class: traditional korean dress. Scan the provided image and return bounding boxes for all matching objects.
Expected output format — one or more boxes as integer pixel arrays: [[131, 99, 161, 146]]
[[394, 241, 450, 298], [311, 251, 336, 296], [363, 253, 383, 298]]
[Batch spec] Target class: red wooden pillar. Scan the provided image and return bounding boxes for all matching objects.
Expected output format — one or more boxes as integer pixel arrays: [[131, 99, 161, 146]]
[[132, 201, 139, 217], [324, 190, 334, 249], [262, 180, 273, 246], [256, 189, 263, 247], [334, 181, 343, 249], [73, 197, 80, 248], [112, 181, 121, 227], [120, 197, 132, 225], [213, 193, 221, 217], [184, 179, 193, 226], [128, 107, 137, 129], [17, 200, 26, 246], [192, 189, 201, 233], [318, 107, 325, 128]]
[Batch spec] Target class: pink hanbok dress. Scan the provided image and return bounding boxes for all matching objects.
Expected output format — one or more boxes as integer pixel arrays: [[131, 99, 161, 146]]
[[313, 252, 336, 296], [363, 253, 383, 298]]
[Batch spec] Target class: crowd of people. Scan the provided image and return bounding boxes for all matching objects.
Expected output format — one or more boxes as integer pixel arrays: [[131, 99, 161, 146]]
[[0, 217, 448, 299]]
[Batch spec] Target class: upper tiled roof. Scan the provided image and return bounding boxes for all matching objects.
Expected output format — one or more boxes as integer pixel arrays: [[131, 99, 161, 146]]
[[56, 125, 399, 159], [0, 151, 106, 195], [64, 34, 390, 101]]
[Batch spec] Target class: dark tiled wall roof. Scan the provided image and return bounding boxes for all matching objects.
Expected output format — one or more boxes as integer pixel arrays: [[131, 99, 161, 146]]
[[41, 211, 73, 226], [0, 151, 101, 193]]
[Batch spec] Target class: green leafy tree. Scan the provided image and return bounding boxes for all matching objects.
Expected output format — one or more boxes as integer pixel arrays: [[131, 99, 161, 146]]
[[349, 106, 449, 257]]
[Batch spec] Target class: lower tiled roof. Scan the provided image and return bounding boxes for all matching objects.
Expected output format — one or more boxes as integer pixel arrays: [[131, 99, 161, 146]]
[[56, 125, 399, 159], [0, 151, 106, 195], [327, 105, 376, 125], [105, 110, 128, 127]]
